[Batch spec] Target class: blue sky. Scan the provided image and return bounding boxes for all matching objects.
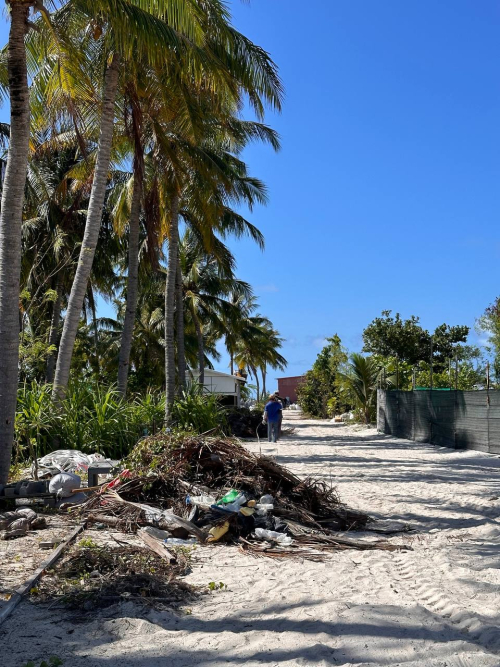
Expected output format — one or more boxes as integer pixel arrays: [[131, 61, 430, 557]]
[[1, 1, 499, 385], [222, 0, 500, 383]]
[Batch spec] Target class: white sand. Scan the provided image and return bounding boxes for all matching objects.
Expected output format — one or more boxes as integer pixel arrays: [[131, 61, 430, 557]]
[[2, 416, 500, 666]]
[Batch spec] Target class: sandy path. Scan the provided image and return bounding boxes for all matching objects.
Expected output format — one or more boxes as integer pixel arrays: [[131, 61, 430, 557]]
[[2, 416, 500, 666]]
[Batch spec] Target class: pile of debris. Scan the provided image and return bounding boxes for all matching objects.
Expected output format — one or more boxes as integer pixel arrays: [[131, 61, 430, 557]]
[[35, 541, 196, 609], [226, 407, 295, 439], [79, 433, 400, 560], [226, 407, 268, 438], [0, 507, 46, 539]]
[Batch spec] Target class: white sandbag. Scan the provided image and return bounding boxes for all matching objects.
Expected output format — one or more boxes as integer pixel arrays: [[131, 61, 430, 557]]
[[35, 450, 108, 477], [49, 472, 81, 498], [57, 492, 88, 507]]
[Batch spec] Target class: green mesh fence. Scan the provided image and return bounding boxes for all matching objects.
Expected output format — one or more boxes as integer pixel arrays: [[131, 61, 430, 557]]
[[377, 389, 500, 454]]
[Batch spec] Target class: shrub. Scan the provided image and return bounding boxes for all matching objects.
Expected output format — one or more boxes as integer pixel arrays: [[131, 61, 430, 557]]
[[14, 381, 165, 462], [170, 383, 227, 434]]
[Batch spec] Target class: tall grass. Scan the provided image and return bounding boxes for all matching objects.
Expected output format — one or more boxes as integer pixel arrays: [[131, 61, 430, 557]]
[[15, 381, 165, 461], [169, 383, 227, 434], [15, 380, 227, 466]]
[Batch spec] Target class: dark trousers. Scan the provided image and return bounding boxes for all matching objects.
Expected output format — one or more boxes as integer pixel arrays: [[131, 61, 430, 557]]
[[268, 421, 279, 442]]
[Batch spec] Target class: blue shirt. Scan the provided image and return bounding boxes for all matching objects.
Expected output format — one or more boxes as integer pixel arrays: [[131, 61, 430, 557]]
[[265, 401, 282, 423]]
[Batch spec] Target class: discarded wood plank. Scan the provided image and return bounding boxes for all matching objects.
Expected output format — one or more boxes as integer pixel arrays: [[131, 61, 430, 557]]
[[138, 528, 177, 564], [70, 485, 102, 494], [139, 526, 172, 541], [0, 523, 85, 626], [105, 491, 208, 542]]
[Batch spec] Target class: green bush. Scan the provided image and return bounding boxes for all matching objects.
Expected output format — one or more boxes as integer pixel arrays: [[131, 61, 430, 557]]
[[15, 381, 165, 462], [170, 383, 227, 434], [14, 380, 230, 466]]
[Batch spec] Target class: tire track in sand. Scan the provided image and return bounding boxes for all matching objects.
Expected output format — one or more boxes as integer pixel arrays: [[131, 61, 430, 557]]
[[386, 550, 500, 654]]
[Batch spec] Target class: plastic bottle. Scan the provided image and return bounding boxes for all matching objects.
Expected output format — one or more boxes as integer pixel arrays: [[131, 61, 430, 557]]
[[218, 489, 240, 505], [222, 493, 247, 512], [164, 537, 197, 545], [259, 494, 274, 505], [256, 503, 274, 512], [254, 528, 292, 546], [187, 494, 216, 508]]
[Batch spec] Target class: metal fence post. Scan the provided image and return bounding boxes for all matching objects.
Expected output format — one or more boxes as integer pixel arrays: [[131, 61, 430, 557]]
[[412, 388, 416, 441], [454, 387, 457, 449], [487, 362, 490, 451], [430, 337, 433, 391]]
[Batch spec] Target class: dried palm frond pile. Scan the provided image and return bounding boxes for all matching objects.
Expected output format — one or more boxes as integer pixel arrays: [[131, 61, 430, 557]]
[[78, 433, 402, 560]]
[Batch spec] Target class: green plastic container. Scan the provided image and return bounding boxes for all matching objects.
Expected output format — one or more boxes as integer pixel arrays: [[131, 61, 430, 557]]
[[218, 489, 240, 505]]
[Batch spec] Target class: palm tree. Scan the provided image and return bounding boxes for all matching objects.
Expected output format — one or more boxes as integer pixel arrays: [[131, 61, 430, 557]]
[[338, 353, 380, 425], [256, 324, 287, 397], [0, 1, 49, 482], [21, 130, 122, 382], [233, 312, 286, 401], [161, 125, 277, 418], [115, 86, 144, 396], [178, 230, 252, 386], [50, 0, 207, 400]]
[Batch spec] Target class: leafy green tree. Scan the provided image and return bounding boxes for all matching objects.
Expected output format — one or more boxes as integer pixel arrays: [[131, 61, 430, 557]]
[[362, 311, 428, 364], [363, 310, 469, 371], [476, 297, 500, 382], [296, 371, 327, 418], [431, 323, 470, 367], [296, 335, 348, 418], [414, 361, 484, 390]]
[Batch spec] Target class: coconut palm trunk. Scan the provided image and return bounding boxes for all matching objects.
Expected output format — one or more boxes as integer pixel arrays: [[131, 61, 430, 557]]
[[117, 169, 142, 396], [164, 193, 179, 422], [45, 277, 63, 384], [53, 55, 120, 400], [262, 365, 267, 397], [175, 256, 186, 391], [191, 306, 205, 386], [0, 2, 32, 484], [251, 364, 260, 401], [87, 284, 100, 376]]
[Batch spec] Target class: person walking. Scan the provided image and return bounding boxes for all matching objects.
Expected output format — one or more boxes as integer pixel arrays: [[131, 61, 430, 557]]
[[273, 391, 285, 437], [264, 395, 282, 443]]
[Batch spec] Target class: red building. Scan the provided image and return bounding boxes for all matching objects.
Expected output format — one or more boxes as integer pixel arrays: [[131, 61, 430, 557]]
[[277, 376, 304, 403]]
